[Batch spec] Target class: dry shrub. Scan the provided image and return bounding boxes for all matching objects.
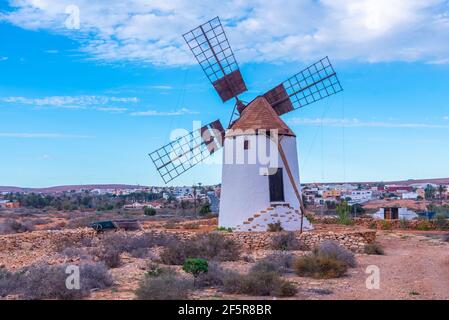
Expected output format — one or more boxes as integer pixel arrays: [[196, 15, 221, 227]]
[[271, 232, 306, 250], [293, 241, 355, 279], [223, 270, 297, 297], [196, 262, 228, 288], [0, 219, 35, 234], [267, 221, 283, 232], [261, 252, 295, 273], [379, 220, 392, 230], [415, 220, 431, 231], [294, 255, 347, 279], [364, 243, 385, 255], [0, 267, 24, 297], [443, 233, 449, 242], [135, 274, 192, 300], [19, 262, 112, 299], [93, 232, 175, 266], [160, 233, 240, 265], [314, 241, 356, 268], [59, 247, 93, 260]]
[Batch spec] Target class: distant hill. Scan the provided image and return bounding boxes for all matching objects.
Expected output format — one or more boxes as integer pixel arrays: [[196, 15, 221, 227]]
[[1, 178, 448, 194], [305, 177, 449, 186], [0, 184, 148, 194]]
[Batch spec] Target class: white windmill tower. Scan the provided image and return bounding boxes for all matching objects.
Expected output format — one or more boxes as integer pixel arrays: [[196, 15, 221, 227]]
[[149, 17, 343, 232]]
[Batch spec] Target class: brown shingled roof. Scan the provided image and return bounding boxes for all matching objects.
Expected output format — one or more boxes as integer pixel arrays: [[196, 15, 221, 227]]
[[228, 96, 295, 136]]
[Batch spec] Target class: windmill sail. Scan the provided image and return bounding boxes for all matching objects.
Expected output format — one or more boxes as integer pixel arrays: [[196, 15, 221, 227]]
[[263, 57, 343, 116], [183, 17, 247, 102], [149, 120, 225, 183]]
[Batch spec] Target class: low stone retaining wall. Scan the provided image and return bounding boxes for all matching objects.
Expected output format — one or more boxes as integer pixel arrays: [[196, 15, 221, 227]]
[[311, 215, 449, 231], [0, 227, 376, 254], [0, 228, 97, 252], [226, 230, 376, 253]]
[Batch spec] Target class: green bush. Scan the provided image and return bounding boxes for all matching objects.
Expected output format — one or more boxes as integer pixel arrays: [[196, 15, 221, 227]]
[[267, 221, 283, 232], [143, 206, 156, 216], [183, 258, 208, 287], [336, 201, 353, 225], [199, 203, 211, 216], [364, 243, 385, 255]]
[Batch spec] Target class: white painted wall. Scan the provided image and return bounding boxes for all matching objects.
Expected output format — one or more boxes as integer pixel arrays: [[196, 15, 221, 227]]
[[219, 134, 311, 231]]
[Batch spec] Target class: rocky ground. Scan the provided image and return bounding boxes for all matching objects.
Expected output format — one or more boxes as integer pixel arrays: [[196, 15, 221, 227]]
[[87, 231, 449, 300], [1, 218, 448, 300]]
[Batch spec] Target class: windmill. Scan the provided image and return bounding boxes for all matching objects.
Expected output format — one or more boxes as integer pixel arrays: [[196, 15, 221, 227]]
[[149, 17, 343, 232]]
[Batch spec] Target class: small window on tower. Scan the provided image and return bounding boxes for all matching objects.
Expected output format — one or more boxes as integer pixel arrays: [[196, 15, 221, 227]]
[[244, 139, 250, 150]]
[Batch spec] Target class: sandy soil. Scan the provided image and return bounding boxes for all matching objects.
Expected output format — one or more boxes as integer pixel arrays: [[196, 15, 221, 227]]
[[2, 223, 448, 300], [89, 230, 449, 300]]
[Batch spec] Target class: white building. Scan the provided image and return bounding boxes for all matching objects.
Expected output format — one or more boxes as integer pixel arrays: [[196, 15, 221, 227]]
[[219, 97, 312, 232], [373, 207, 418, 220], [348, 190, 373, 204], [402, 192, 419, 200]]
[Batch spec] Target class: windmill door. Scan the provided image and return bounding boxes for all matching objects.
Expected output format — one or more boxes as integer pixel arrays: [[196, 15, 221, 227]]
[[269, 168, 285, 202]]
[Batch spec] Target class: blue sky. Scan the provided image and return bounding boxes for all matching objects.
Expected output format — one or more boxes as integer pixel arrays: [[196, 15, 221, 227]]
[[0, 0, 449, 187]]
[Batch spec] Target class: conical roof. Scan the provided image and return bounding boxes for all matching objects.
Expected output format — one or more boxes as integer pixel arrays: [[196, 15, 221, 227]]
[[228, 96, 295, 137]]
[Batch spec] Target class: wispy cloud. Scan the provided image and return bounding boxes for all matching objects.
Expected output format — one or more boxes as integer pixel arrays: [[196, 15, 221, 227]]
[[44, 49, 59, 54], [0, 133, 94, 139], [1, 1, 449, 65], [0, 95, 139, 109], [288, 117, 449, 129], [444, 116, 449, 121], [0, 56, 8, 61], [148, 85, 173, 90], [96, 107, 128, 113], [130, 108, 198, 117]]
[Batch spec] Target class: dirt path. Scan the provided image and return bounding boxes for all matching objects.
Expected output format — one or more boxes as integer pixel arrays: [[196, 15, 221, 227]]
[[317, 231, 449, 300]]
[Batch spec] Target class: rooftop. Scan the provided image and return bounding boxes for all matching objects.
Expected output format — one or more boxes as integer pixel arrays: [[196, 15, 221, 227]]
[[228, 96, 295, 137]]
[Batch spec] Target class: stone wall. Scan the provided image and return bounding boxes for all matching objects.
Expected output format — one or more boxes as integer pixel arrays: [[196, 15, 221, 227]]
[[0, 228, 97, 252], [0, 227, 376, 254], [226, 230, 376, 253], [311, 215, 449, 231]]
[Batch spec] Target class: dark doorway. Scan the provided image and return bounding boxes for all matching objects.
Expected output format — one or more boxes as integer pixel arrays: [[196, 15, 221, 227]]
[[269, 168, 285, 202]]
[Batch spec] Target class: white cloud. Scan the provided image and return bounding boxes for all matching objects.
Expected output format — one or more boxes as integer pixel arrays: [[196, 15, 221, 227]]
[[1, 0, 449, 65], [444, 116, 449, 121], [0, 133, 93, 138], [148, 85, 173, 90], [96, 107, 127, 113], [288, 117, 449, 129], [0, 95, 139, 108], [130, 108, 198, 116]]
